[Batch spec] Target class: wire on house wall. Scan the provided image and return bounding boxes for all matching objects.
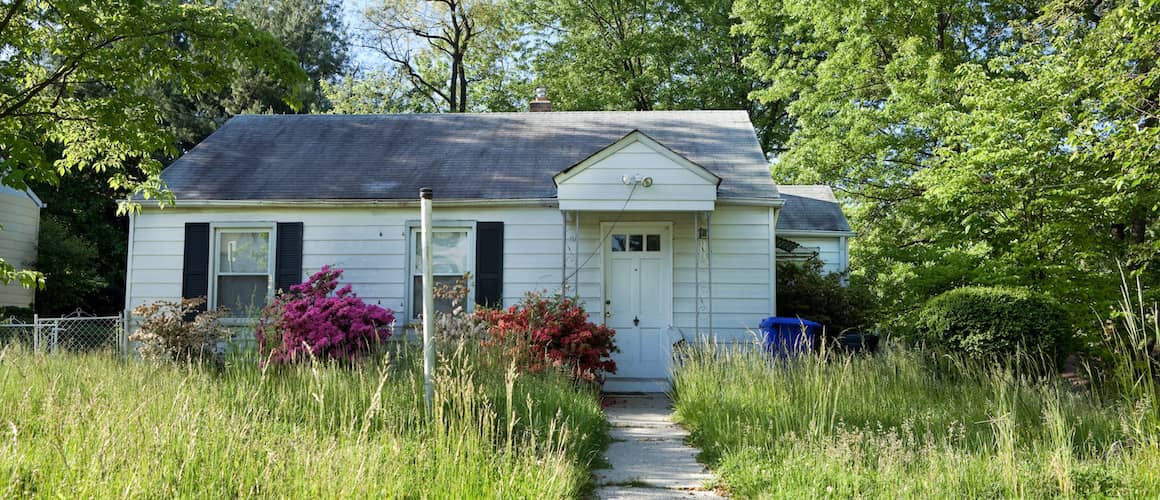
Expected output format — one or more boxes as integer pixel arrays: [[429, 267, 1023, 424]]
[[562, 183, 639, 287]]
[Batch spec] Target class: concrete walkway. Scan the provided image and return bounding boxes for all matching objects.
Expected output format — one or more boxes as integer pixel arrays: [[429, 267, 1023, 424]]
[[595, 393, 725, 499]]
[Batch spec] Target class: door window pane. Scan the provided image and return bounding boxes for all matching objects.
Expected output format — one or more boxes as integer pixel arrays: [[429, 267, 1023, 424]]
[[219, 232, 269, 273], [646, 234, 660, 252], [611, 234, 625, 252], [217, 275, 270, 312], [628, 234, 643, 252]]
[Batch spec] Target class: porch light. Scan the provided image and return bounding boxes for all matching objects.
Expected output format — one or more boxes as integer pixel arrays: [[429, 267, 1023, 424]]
[[621, 174, 654, 187]]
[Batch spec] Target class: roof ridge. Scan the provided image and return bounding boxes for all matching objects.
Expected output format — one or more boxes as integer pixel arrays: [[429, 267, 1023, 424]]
[[231, 109, 751, 119]]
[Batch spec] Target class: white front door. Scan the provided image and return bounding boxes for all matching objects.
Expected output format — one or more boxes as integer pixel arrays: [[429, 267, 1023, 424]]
[[602, 222, 673, 386]]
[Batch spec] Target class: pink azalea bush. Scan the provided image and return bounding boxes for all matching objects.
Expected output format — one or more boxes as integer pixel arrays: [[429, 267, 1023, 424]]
[[256, 266, 395, 365]]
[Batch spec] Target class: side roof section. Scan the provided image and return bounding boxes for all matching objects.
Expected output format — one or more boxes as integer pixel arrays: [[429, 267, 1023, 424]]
[[777, 185, 852, 233]]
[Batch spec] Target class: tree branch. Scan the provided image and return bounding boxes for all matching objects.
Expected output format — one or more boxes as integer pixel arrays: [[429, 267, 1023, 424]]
[[0, 0, 25, 40]]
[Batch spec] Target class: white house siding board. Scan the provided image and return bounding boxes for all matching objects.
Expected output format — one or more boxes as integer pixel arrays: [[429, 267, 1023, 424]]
[[0, 189, 40, 308], [129, 203, 775, 346], [128, 206, 566, 316], [778, 234, 846, 274], [556, 140, 717, 212]]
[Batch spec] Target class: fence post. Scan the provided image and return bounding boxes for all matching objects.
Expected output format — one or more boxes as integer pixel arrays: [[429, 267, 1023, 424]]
[[121, 310, 130, 359], [33, 313, 39, 353], [51, 321, 59, 354]]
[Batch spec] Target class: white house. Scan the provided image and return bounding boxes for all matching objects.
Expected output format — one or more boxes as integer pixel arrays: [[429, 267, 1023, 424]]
[[0, 184, 44, 309], [124, 109, 851, 391], [775, 185, 854, 276]]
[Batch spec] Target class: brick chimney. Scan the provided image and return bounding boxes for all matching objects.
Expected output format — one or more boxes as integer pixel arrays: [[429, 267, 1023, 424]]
[[529, 87, 552, 112]]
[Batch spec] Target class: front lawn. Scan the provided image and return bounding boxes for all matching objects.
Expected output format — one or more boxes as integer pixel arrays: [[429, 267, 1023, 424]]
[[673, 344, 1160, 498], [0, 343, 608, 498]]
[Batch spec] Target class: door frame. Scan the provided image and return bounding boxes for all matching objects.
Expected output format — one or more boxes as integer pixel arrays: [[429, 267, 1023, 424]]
[[599, 221, 674, 330]]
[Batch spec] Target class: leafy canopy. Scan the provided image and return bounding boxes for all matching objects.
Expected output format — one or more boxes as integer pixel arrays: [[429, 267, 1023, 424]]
[[0, 0, 306, 285], [737, 0, 1160, 325]]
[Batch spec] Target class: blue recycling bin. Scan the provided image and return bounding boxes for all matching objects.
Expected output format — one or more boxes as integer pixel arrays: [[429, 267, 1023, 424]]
[[760, 317, 822, 358]]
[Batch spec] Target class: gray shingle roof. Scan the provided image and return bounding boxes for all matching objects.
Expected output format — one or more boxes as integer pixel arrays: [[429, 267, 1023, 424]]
[[777, 185, 852, 233], [160, 111, 777, 201]]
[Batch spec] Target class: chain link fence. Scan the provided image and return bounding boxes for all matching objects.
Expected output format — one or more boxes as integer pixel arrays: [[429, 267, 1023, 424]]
[[0, 312, 126, 355], [0, 317, 36, 350]]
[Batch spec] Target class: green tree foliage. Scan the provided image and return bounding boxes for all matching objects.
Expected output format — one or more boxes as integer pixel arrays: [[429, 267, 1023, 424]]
[[526, 0, 791, 153], [0, 0, 306, 287], [0, 0, 305, 202], [163, 0, 348, 150], [738, 0, 1159, 327], [29, 170, 128, 315], [776, 258, 875, 334], [361, 0, 526, 112], [34, 216, 106, 316], [323, 68, 440, 114]]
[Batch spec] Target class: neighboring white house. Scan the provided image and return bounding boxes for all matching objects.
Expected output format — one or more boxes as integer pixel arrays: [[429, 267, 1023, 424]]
[[775, 185, 855, 276], [124, 108, 851, 391], [0, 184, 44, 309]]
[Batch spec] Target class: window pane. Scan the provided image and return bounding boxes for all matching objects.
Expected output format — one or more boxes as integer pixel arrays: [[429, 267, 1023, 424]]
[[219, 232, 269, 273], [628, 234, 643, 252], [217, 275, 269, 313], [413, 230, 469, 274], [646, 234, 660, 252], [611, 234, 625, 252], [413, 275, 461, 319]]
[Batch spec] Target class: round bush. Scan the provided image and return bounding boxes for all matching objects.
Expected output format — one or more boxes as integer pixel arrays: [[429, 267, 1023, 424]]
[[916, 286, 1070, 358]]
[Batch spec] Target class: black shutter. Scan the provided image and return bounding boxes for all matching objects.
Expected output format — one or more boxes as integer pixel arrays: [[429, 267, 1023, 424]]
[[181, 223, 210, 312], [474, 222, 504, 308], [275, 222, 304, 293]]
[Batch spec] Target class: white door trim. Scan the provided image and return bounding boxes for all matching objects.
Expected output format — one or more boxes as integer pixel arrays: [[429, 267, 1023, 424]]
[[600, 221, 674, 387], [600, 221, 674, 328]]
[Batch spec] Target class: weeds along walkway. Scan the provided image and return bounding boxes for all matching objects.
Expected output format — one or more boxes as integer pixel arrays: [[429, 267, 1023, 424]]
[[595, 393, 724, 499]]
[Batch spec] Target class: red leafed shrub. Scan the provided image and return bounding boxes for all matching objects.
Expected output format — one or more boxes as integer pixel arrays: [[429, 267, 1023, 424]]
[[256, 266, 395, 365], [475, 292, 618, 383]]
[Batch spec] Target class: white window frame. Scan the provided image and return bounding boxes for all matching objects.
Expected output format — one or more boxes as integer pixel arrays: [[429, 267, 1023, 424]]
[[404, 221, 476, 323], [209, 222, 277, 320]]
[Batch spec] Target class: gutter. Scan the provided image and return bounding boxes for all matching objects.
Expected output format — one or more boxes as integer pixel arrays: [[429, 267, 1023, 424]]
[[716, 197, 786, 208], [777, 229, 858, 237], [136, 196, 788, 210], [138, 198, 561, 210]]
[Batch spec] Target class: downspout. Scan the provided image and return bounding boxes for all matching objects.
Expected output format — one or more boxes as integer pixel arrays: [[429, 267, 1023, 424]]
[[693, 213, 700, 338], [706, 211, 713, 337], [573, 211, 580, 295], [770, 207, 780, 315], [840, 235, 850, 286], [561, 211, 568, 290]]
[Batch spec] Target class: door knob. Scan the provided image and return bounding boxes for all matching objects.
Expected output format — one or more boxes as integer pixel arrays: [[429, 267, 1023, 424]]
[[633, 315, 640, 327]]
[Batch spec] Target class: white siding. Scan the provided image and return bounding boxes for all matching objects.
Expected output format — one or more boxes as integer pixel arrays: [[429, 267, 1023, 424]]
[[127, 206, 566, 318], [128, 204, 775, 343], [567, 206, 774, 344], [556, 139, 717, 212], [777, 233, 848, 274], [0, 189, 40, 308]]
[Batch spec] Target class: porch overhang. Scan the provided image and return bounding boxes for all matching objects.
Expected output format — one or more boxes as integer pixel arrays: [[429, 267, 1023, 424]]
[[553, 130, 720, 212]]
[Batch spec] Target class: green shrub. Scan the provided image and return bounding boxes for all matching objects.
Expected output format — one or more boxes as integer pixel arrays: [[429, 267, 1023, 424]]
[[916, 286, 1070, 358], [777, 257, 876, 334]]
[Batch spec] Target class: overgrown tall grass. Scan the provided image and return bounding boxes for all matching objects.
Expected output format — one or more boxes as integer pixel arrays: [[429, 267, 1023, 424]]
[[0, 341, 608, 498], [673, 283, 1160, 498]]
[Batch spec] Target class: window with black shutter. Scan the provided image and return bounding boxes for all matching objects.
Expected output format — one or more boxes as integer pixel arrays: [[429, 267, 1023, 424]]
[[181, 222, 304, 316]]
